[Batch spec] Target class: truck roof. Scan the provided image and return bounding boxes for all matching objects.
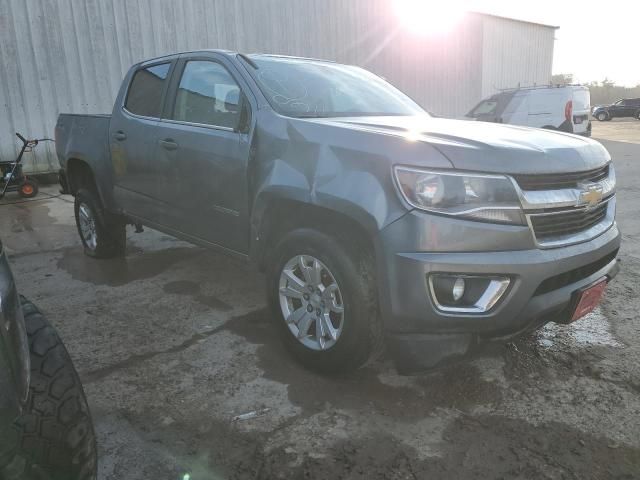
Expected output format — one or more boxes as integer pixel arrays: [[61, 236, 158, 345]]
[[136, 49, 338, 67]]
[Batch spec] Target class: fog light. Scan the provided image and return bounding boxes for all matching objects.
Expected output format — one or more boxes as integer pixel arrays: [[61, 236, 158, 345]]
[[428, 274, 510, 313], [452, 278, 465, 302]]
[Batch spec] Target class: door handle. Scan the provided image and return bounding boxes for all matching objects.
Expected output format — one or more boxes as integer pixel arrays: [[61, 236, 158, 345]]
[[113, 131, 127, 141], [159, 139, 178, 151]]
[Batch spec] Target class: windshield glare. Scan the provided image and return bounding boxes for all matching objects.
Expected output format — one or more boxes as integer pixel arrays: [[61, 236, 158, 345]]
[[245, 55, 425, 118]]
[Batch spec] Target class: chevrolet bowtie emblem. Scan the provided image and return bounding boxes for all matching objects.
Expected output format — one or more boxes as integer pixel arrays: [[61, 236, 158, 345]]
[[578, 183, 604, 208]]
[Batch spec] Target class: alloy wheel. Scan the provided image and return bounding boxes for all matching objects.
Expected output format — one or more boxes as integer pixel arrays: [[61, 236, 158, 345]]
[[278, 255, 345, 351], [78, 202, 98, 251]]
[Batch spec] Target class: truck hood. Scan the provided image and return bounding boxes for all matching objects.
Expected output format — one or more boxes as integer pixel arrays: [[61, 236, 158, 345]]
[[308, 115, 610, 175]]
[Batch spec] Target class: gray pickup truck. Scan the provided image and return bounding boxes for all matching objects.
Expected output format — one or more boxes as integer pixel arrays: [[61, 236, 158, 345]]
[[56, 50, 620, 372]]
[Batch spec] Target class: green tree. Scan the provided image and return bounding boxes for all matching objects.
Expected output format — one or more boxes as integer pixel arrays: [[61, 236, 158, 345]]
[[551, 73, 574, 85]]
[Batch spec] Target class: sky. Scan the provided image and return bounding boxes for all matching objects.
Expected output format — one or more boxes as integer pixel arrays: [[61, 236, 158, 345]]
[[394, 0, 639, 87]]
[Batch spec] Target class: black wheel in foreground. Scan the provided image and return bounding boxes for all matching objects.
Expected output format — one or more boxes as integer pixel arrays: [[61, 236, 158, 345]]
[[18, 179, 38, 199], [596, 112, 609, 121], [74, 188, 125, 258], [267, 229, 383, 373], [2, 297, 97, 480]]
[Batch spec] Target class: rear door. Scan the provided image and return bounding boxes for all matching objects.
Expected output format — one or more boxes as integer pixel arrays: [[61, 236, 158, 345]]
[[571, 87, 590, 134], [153, 53, 254, 253], [621, 99, 637, 117], [109, 60, 176, 221]]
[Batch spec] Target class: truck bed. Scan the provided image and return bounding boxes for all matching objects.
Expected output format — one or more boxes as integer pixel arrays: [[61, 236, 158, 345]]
[[55, 113, 114, 206]]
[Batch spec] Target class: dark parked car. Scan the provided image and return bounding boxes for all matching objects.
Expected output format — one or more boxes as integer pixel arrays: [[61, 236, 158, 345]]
[[56, 51, 620, 372], [592, 98, 640, 121], [0, 239, 96, 479]]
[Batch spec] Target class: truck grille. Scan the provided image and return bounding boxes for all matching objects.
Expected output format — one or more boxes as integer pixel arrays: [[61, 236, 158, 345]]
[[529, 202, 609, 240], [514, 164, 609, 191]]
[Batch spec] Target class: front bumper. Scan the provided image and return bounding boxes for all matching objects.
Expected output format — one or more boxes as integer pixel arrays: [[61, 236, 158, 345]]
[[377, 212, 621, 371]]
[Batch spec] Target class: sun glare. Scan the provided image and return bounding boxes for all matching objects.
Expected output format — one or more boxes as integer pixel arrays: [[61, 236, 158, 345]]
[[393, 0, 466, 35]]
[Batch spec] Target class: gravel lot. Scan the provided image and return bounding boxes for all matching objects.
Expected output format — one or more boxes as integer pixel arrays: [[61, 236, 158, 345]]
[[2, 120, 639, 479]]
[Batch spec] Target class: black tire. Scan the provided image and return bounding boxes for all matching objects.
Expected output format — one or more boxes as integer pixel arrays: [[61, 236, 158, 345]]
[[635, 111, 640, 120], [266, 229, 383, 373], [596, 112, 608, 121], [74, 188, 125, 258], [3, 297, 97, 480], [18, 179, 38, 199]]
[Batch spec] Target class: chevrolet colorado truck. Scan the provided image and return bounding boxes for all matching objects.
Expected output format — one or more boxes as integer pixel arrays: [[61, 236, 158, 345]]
[[55, 51, 620, 372], [0, 238, 96, 479]]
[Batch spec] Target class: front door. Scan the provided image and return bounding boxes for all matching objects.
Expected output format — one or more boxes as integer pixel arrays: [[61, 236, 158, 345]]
[[153, 56, 252, 253], [109, 61, 174, 222], [609, 100, 626, 118]]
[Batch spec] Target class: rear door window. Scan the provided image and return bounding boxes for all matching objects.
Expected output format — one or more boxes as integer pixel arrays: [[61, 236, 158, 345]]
[[572, 89, 590, 111], [171, 61, 242, 129], [125, 63, 171, 118]]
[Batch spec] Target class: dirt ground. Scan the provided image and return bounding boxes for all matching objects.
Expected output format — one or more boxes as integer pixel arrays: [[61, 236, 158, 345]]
[[2, 119, 640, 479]]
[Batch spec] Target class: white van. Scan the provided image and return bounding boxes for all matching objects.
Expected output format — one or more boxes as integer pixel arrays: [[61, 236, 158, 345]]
[[466, 85, 592, 136]]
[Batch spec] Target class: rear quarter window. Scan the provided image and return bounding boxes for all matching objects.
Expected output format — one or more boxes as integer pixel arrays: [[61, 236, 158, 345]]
[[125, 63, 171, 118]]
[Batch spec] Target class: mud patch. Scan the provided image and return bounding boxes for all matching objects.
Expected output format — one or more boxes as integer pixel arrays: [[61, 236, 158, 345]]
[[119, 408, 640, 480], [267, 415, 640, 480], [223, 309, 501, 418], [57, 247, 200, 286], [163, 280, 232, 311]]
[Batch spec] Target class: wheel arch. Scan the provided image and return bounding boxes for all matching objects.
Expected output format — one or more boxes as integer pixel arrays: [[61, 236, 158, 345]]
[[251, 196, 379, 274], [66, 158, 96, 194], [66, 158, 114, 209]]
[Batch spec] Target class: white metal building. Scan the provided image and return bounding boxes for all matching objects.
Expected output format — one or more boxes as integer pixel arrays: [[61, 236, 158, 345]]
[[0, 0, 556, 173]]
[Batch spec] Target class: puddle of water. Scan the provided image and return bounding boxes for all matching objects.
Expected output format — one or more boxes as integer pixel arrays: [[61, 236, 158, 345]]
[[537, 308, 623, 348]]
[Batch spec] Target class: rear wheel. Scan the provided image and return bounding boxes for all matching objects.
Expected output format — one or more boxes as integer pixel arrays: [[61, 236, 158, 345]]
[[18, 179, 38, 198], [74, 188, 125, 258], [266, 229, 383, 373], [1, 297, 97, 480]]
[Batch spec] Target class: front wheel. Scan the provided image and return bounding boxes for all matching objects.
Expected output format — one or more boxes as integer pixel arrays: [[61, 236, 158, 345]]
[[74, 188, 125, 258], [596, 112, 608, 121], [266, 229, 383, 373]]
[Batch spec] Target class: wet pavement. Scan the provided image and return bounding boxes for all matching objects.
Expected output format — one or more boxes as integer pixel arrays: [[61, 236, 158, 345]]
[[1, 123, 640, 479]]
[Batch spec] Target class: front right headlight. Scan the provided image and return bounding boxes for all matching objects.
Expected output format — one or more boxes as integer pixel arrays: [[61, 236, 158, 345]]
[[394, 167, 525, 225]]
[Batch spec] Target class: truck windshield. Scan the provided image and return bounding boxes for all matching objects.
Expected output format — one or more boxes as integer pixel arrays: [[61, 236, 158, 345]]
[[244, 55, 425, 118]]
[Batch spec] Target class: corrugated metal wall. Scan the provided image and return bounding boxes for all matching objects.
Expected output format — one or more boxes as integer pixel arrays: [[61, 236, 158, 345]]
[[0, 1, 552, 173], [480, 15, 556, 97]]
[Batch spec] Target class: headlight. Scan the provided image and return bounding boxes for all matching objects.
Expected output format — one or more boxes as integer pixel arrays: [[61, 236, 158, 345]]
[[394, 167, 525, 224]]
